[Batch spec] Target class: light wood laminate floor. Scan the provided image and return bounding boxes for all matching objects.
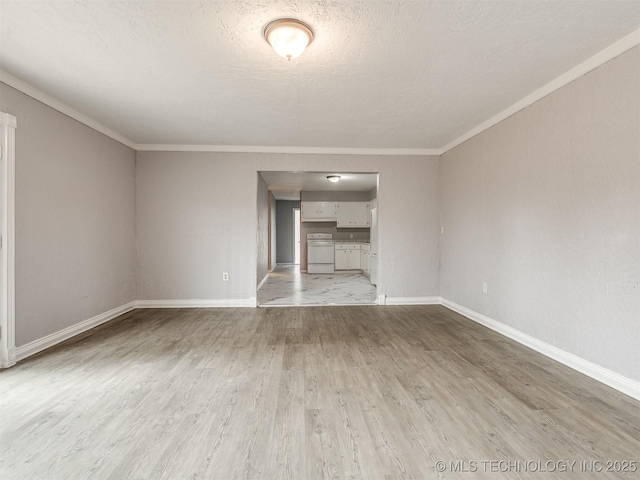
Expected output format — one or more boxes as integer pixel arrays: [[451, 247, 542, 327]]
[[1, 306, 638, 479]]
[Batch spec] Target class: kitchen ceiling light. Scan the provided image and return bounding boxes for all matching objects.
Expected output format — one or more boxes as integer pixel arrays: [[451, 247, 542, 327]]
[[263, 18, 314, 60], [327, 175, 341, 183]]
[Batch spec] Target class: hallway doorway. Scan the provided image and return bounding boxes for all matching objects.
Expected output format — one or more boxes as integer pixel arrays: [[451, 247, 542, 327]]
[[293, 208, 300, 265]]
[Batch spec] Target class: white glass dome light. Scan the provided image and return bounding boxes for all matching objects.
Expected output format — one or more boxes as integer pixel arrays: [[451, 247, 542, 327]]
[[263, 18, 314, 60]]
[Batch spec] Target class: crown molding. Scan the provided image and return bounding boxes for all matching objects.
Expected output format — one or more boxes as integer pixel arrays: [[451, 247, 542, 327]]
[[439, 28, 640, 155], [135, 144, 441, 156], [0, 70, 136, 150]]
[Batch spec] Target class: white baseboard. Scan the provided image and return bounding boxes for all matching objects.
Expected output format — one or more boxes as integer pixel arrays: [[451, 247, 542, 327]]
[[385, 296, 441, 305], [15, 301, 137, 362], [257, 274, 269, 290], [0, 347, 16, 368], [440, 298, 640, 401], [135, 298, 255, 308]]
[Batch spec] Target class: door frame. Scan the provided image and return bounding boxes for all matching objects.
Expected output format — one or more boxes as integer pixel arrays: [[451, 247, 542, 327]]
[[0, 112, 16, 368]]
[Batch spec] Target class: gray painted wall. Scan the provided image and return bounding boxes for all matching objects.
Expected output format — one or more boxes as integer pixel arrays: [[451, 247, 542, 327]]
[[276, 200, 300, 265], [256, 174, 268, 285], [440, 47, 640, 381], [136, 153, 254, 300], [135, 152, 440, 300], [0, 83, 137, 347]]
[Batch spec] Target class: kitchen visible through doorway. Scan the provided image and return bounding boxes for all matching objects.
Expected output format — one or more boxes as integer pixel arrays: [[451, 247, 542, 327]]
[[258, 171, 379, 306]]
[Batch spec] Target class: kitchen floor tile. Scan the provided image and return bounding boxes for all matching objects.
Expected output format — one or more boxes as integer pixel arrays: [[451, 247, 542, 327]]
[[257, 265, 377, 306]]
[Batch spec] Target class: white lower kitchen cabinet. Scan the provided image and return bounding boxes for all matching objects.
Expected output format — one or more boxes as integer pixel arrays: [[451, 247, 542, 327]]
[[348, 248, 361, 269], [335, 248, 349, 270], [335, 243, 362, 270]]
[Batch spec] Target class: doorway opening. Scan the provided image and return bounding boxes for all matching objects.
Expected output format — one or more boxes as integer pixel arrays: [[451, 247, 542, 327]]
[[258, 171, 379, 307], [293, 208, 300, 265]]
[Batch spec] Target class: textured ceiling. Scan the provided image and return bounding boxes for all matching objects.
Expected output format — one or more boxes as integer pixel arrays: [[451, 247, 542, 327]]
[[1, 1, 638, 149]]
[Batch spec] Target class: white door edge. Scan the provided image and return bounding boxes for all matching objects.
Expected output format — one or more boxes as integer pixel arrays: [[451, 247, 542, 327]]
[[0, 111, 17, 368]]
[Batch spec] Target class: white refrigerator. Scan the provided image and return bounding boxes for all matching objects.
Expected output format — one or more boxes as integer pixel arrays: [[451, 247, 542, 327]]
[[370, 207, 378, 286]]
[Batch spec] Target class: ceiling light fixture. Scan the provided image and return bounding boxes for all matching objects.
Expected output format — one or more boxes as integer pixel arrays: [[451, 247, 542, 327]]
[[327, 175, 341, 183], [263, 18, 314, 60]]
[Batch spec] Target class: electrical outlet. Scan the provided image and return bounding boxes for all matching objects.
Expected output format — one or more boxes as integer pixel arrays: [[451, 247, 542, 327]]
[[223, 272, 229, 281], [483, 282, 488, 294], [440, 226, 444, 235]]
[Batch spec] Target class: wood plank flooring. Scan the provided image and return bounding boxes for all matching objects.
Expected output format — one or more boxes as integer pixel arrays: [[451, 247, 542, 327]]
[[1, 305, 638, 479]]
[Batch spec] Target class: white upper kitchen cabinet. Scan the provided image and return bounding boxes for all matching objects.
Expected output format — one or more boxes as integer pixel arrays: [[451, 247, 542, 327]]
[[336, 202, 370, 228], [301, 202, 337, 222]]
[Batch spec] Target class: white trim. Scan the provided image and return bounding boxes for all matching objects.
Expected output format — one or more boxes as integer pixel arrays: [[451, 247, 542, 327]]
[[0, 70, 136, 150], [135, 299, 256, 308], [135, 144, 441, 156], [0, 112, 17, 128], [385, 296, 440, 305], [0, 112, 16, 368], [440, 298, 640, 401], [440, 28, 640, 154], [15, 301, 137, 363], [257, 274, 269, 290], [377, 295, 386, 305]]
